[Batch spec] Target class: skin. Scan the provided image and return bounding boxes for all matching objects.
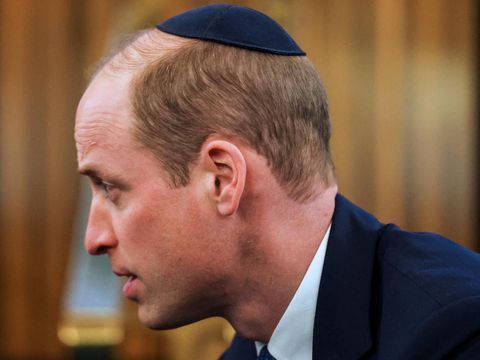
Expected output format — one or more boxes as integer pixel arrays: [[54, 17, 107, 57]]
[[75, 36, 337, 341]]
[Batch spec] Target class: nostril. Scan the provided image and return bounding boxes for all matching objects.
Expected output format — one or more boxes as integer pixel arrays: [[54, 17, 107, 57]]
[[85, 236, 113, 255], [93, 245, 110, 255]]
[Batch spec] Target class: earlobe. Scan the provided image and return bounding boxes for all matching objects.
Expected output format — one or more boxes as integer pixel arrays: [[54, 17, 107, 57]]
[[201, 140, 246, 216]]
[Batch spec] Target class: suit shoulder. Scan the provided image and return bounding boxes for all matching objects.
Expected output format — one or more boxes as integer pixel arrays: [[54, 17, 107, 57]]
[[398, 295, 480, 359], [378, 225, 480, 306]]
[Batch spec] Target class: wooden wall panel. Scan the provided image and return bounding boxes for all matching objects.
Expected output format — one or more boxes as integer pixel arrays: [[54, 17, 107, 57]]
[[0, 0, 113, 358], [294, 0, 477, 249], [0, 0, 33, 354], [44, 0, 89, 357], [405, 0, 477, 246], [372, 0, 408, 224], [407, 0, 449, 237]]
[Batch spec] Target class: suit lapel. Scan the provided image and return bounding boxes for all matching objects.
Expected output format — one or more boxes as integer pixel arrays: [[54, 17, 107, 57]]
[[313, 194, 383, 359]]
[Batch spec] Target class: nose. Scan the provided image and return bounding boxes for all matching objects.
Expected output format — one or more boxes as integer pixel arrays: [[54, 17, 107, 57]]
[[84, 199, 117, 255]]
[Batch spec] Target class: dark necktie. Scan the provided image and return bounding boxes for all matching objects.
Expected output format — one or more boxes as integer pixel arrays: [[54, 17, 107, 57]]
[[258, 345, 276, 360]]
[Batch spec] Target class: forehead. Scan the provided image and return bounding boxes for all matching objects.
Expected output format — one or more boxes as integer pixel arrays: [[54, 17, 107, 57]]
[[75, 70, 135, 161], [75, 29, 192, 152]]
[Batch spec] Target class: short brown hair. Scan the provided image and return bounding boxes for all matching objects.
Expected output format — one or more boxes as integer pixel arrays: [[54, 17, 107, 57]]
[[106, 30, 333, 202]]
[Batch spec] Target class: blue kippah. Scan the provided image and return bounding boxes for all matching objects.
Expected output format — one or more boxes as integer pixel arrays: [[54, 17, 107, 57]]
[[156, 4, 306, 56]]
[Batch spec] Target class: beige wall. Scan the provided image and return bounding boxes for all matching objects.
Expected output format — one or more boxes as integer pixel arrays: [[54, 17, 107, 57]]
[[0, 0, 477, 358]]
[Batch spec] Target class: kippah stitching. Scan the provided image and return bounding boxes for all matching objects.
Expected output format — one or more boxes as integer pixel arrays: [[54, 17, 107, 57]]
[[202, 5, 233, 37]]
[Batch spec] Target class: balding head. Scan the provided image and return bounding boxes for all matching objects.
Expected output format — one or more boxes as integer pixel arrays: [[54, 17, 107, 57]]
[[91, 26, 334, 202], [92, 29, 188, 78]]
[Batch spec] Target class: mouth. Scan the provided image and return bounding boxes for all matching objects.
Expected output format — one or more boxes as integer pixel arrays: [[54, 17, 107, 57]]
[[122, 274, 139, 300], [113, 270, 139, 300]]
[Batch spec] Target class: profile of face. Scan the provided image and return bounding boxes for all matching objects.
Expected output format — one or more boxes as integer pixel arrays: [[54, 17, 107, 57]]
[[74, 70, 242, 329]]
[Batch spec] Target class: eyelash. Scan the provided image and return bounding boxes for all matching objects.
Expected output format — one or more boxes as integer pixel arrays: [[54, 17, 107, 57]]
[[92, 178, 116, 199], [101, 182, 114, 194]]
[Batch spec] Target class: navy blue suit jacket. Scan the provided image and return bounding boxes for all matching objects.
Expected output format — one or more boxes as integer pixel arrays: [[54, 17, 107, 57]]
[[221, 194, 480, 359]]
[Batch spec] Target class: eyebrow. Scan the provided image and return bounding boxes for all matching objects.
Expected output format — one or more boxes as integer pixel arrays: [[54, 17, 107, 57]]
[[78, 167, 102, 179], [78, 167, 129, 189]]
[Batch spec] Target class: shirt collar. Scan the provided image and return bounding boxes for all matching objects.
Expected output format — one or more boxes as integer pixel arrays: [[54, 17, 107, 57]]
[[255, 225, 331, 359]]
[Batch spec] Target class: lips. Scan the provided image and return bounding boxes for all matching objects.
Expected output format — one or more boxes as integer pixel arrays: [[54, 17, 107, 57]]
[[113, 269, 139, 300], [122, 275, 138, 299]]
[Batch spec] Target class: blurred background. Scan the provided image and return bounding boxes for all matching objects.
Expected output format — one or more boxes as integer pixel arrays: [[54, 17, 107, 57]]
[[0, 0, 478, 359]]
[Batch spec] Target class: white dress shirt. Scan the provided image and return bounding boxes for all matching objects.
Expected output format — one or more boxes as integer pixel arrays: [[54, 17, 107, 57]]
[[255, 225, 331, 360]]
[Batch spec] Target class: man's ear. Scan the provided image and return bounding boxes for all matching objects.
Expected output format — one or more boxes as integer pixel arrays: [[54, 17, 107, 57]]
[[198, 139, 246, 216]]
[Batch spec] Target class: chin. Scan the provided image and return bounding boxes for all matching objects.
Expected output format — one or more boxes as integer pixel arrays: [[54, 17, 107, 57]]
[[138, 306, 183, 330], [138, 304, 208, 331]]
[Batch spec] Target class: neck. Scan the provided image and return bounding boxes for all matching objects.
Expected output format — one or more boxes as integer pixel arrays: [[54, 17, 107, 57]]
[[224, 183, 337, 342]]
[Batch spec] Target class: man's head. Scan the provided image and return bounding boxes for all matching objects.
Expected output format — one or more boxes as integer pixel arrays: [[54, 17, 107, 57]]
[[75, 4, 335, 331]]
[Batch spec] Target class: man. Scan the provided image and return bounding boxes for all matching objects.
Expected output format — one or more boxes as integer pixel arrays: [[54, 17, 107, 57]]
[[74, 4, 480, 359]]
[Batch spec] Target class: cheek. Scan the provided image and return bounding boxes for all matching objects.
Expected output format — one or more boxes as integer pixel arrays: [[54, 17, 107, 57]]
[[123, 209, 162, 243], [112, 201, 162, 260], [117, 193, 185, 253], [118, 187, 219, 265]]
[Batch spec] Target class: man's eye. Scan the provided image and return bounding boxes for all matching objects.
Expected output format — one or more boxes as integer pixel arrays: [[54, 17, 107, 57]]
[[101, 182, 113, 193], [100, 182, 118, 201], [91, 178, 116, 199]]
